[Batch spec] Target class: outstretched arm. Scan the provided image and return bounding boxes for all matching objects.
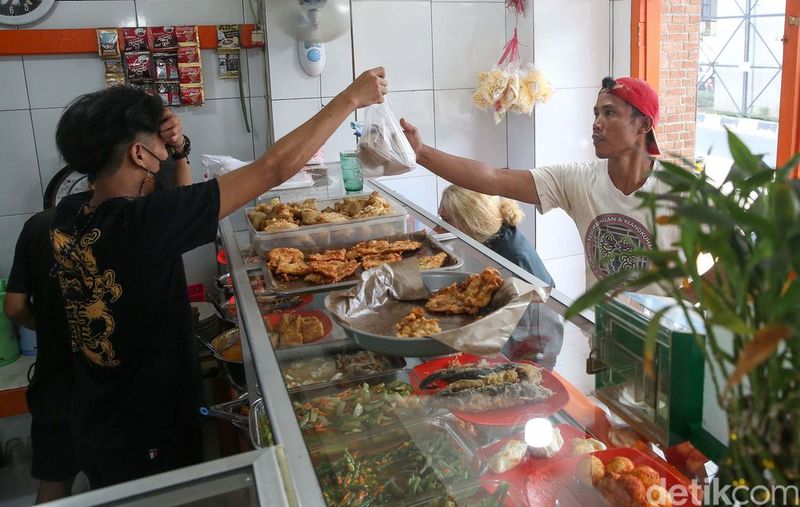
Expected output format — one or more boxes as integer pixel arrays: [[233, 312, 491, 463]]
[[216, 68, 388, 218], [400, 118, 540, 206]]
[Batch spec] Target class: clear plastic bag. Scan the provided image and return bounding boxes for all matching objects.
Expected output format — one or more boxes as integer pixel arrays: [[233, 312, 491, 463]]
[[357, 100, 416, 177]]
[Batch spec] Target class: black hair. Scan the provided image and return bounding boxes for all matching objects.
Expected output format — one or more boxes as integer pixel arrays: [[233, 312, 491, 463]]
[[600, 76, 645, 119], [56, 86, 164, 182]]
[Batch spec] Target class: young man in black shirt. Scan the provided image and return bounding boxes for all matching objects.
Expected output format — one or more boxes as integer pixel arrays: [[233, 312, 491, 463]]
[[48, 68, 387, 489], [5, 208, 79, 503]]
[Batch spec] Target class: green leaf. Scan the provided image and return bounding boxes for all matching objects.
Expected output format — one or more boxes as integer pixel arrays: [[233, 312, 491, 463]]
[[644, 307, 673, 378], [726, 128, 763, 176], [676, 203, 736, 228], [564, 269, 641, 319]]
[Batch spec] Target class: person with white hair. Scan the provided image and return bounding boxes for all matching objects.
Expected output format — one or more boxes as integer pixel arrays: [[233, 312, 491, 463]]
[[438, 185, 554, 287]]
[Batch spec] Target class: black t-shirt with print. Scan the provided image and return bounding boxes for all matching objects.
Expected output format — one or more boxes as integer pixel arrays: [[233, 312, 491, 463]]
[[7, 208, 74, 423], [50, 180, 220, 450]]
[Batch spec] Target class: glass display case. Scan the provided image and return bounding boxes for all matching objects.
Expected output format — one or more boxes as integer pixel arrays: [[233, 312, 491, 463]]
[[51, 167, 717, 506], [213, 171, 714, 506]]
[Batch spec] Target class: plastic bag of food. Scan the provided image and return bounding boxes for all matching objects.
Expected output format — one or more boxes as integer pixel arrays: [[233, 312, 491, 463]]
[[357, 100, 416, 177]]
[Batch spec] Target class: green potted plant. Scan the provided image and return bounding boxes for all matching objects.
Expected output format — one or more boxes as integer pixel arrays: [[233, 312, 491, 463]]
[[566, 131, 800, 490]]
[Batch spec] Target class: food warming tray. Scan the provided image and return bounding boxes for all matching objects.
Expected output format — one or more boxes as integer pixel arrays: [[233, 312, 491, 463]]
[[261, 230, 463, 296]]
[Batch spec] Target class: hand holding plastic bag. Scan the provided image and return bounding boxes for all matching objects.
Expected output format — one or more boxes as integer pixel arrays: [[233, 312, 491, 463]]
[[357, 100, 416, 177]]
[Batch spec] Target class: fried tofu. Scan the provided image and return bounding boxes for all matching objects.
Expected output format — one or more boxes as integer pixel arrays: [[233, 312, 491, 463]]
[[395, 307, 441, 337]]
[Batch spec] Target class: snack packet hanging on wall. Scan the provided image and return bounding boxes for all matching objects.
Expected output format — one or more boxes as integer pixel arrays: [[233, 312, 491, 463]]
[[357, 100, 416, 177]]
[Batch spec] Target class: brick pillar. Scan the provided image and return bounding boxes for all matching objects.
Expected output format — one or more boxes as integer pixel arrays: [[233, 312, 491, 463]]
[[657, 0, 701, 161]]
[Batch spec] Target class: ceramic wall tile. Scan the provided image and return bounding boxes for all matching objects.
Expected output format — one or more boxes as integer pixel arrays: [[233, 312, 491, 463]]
[[0, 111, 43, 215], [0, 57, 30, 110], [0, 213, 35, 280], [246, 48, 268, 98], [250, 96, 270, 156], [24, 55, 104, 109], [534, 0, 610, 89], [432, 2, 506, 90], [201, 49, 250, 100], [25, 0, 136, 29], [612, 0, 632, 78], [385, 90, 435, 149], [175, 98, 258, 181], [321, 98, 356, 163], [434, 89, 507, 167], [352, 2, 433, 91], [533, 86, 597, 166], [542, 253, 586, 301], [181, 243, 217, 286], [265, 0, 321, 100], [379, 174, 438, 215], [30, 107, 65, 192], [270, 98, 321, 139], [320, 29, 354, 99], [534, 208, 583, 260], [135, 0, 244, 26]]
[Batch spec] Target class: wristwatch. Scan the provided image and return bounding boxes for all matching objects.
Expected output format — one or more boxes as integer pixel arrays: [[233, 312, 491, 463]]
[[171, 135, 191, 161]]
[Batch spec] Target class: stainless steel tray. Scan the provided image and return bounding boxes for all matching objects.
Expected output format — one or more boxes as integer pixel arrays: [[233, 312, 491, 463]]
[[276, 342, 406, 394], [250, 397, 274, 448], [261, 230, 462, 296], [328, 271, 493, 357]]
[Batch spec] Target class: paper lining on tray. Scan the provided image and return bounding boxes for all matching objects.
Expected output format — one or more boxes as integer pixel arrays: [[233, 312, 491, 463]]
[[325, 259, 548, 355]]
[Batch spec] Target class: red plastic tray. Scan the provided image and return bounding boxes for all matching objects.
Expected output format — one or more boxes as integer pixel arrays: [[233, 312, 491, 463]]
[[526, 447, 701, 506], [409, 354, 570, 426], [479, 424, 590, 503], [264, 309, 333, 345]]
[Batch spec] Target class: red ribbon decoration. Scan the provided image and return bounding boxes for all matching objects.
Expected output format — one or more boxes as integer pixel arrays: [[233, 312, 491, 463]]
[[506, 0, 527, 16], [497, 28, 520, 66]]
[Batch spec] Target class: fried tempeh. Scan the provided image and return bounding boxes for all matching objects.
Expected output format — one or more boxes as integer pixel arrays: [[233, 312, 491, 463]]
[[425, 267, 504, 314], [417, 252, 448, 270], [361, 252, 403, 270], [395, 307, 441, 337]]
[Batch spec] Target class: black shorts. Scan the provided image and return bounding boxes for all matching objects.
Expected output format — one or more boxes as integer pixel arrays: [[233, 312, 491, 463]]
[[79, 424, 203, 490], [30, 419, 80, 482]]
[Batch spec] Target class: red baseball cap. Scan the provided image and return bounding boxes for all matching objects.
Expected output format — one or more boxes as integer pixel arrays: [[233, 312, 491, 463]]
[[601, 77, 660, 156]]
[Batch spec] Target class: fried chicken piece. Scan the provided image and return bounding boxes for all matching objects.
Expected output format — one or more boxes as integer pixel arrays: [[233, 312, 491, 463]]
[[386, 239, 423, 253], [417, 252, 448, 270], [267, 248, 309, 281], [247, 210, 268, 231], [361, 252, 403, 270], [425, 267, 504, 314], [263, 219, 299, 232], [395, 307, 441, 337], [345, 240, 393, 259], [304, 273, 336, 285], [300, 209, 321, 225], [305, 259, 359, 284], [306, 249, 346, 262], [318, 211, 349, 223]]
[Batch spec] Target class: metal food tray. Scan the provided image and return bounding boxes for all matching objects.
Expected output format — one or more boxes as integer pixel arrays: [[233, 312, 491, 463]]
[[276, 342, 406, 395], [261, 230, 463, 296], [249, 397, 274, 448], [247, 191, 409, 253], [328, 271, 494, 357], [310, 415, 486, 504]]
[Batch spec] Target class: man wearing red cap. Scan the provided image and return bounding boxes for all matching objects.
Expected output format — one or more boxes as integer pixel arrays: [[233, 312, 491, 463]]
[[400, 76, 677, 292]]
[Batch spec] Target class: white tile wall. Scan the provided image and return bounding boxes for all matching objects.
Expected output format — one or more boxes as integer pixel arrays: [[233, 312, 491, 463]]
[[352, 2, 433, 92], [543, 253, 586, 301], [201, 49, 251, 100], [135, 0, 245, 26], [0, 57, 30, 110], [176, 98, 258, 181], [25, 0, 136, 29], [30, 107, 65, 190], [534, 0, 610, 89], [379, 174, 438, 215], [271, 98, 321, 139], [535, 208, 583, 260], [250, 97, 270, 156], [432, 3, 506, 90], [0, 214, 35, 279], [320, 34, 354, 99], [23, 55, 105, 109], [321, 98, 357, 163], [246, 48, 268, 98], [385, 91, 435, 148], [0, 110, 43, 216], [434, 89, 507, 167], [265, 1, 321, 100], [613, 0, 632, 78], [533, 87, 598, 166]]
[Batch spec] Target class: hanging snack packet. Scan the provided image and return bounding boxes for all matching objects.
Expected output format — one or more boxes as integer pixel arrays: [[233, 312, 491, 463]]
[[96, 28, 121, 59], [356, 100, 416, 177], [121, 27, 148, 52]]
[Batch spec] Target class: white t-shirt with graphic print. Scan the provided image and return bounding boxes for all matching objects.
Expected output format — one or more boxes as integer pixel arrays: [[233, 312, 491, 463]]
[[529, 159, 679, 293]]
